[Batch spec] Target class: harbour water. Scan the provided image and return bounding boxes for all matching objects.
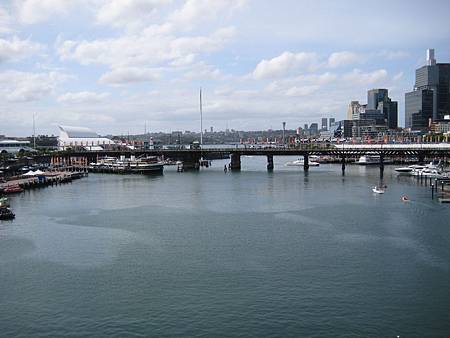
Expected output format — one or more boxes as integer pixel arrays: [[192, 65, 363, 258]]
[[1, 156, 450, 337]]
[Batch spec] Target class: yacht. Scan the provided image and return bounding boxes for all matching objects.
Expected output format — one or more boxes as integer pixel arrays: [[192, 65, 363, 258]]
[[394, 164, 426, 173], [285, 156, 320, 167]]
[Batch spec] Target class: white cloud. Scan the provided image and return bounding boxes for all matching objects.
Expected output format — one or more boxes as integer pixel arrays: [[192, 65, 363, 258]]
[[15, 0, 78, 24], [342, 69, 388, 85], [377, 50, 410, 60], [99, 67, 160, 85], [58, 26, 236, 69], [328, 51, 363, 68], [253, 52, 319, 79], [0, 5, 13, 33], [57, 91, 110, 104], [0, 36, 42, 63], [96, 0, 170, 29], [169, 0, 247, 31], [285, 85, 320, 97], [0, 70, 68, 102]]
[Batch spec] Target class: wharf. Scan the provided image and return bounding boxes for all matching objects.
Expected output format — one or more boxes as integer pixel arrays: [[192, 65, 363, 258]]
[[0, 170, 87, 193]]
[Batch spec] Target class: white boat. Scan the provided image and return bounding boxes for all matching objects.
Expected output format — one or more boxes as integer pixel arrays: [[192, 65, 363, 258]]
[[394, 164, 426, 173], [0, 197, 10, 208], [357, 155, 393, 165], [372, 186, 385, 194], [90, 156, 164, 174], [285, 156, 320, 167]]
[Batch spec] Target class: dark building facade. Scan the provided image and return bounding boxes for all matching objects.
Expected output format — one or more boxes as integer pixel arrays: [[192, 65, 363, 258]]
[[406, 49, 450, 127], [366, 88, 398, 129], [405, 89, 434, 131]]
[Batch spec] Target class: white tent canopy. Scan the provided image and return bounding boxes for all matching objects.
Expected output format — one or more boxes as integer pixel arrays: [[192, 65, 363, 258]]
[[23, 170, 35, 176], [23, 170, 45, 176]]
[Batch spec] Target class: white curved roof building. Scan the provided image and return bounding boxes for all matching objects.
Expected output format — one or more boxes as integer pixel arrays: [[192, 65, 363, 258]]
[[58, 125, 115, 150]]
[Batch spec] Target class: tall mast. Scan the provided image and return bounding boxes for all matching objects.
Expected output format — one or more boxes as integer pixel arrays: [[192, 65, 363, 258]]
[[33, 113, 36, 149], [200, 88, 203, 146]]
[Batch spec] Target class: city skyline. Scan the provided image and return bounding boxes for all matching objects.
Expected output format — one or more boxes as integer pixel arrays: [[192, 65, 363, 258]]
[[1, 0, 450, 136]]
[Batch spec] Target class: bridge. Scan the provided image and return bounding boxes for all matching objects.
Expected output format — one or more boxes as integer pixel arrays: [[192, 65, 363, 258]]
[[45, 143, 450, 175]]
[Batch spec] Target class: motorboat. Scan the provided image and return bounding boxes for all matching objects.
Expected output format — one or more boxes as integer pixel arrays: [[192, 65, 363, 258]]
[[357, 155, 393, 165], [394, 164, 426, 173], [285, 157, 320, 167], [0, 207, 15, 220], [372, 186, 385, 194]]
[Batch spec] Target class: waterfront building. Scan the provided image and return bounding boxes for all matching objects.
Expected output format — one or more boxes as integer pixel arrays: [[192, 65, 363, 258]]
[[335, 120, 353, 138], [359, 109, 385, 125], [0, 139, 34, 154], [406, 49, 450, 129], [58, 125, 115, 150]]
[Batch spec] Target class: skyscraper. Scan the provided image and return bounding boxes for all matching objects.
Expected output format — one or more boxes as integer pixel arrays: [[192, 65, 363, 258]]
[[329, 118, 335, 127], [405, 89, 434, 130], [406, 49, 450, 127], [366, 88, 398, 129], [321, 118, 328, 131]]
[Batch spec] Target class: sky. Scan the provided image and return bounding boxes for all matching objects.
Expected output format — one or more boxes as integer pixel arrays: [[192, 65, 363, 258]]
[[0, 0, 449, 136]]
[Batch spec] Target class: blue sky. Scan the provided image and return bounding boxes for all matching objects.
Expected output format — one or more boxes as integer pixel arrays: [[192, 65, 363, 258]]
[[0, 0, 449, 136]]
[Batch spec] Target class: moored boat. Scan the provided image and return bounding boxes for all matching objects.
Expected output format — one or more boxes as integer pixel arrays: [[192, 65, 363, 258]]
[[285, 157, 320, 167], [3, 185, 24, 194], [357, 155, 393, 165]]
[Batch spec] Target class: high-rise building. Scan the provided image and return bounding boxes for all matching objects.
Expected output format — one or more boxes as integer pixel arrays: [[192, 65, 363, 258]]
[[329, 118, 335, 127], [321, 118, 328, 131], [366, 88, 398, 129], [309, 123, 319, 135], [406, 49, 450, 126], [405, 89, 434, 130], [347, 101, 362, 120], [367, 89, 388, 110]]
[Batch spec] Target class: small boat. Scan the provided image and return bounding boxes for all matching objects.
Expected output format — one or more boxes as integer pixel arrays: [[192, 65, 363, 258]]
[[3, 185, 24, 194], [0, 197, 10, 208], [285, 157, 320, 167], [401, 195, 409, 202], [372, 186, 385, 194], [0, 207, 15, 220]]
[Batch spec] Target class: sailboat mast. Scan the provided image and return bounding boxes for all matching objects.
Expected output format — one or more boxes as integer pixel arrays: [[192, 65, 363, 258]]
[[33, 113, 36, 149], [200, 88, 203, 146]]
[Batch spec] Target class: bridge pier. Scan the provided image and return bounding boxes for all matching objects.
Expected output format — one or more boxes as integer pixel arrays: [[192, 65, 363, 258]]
[[267, 155, 274, 171], [341, 156, 346, 175], [418, 152, 425, 164], [303, 154, 309, 171], [230, 153, 241, 171], [379, 154, 384, 178]]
